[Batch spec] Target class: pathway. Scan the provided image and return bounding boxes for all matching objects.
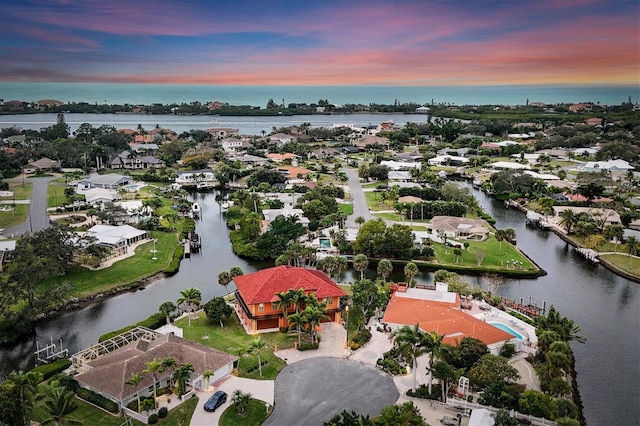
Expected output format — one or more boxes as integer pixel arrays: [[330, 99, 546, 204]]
[[343, 168, 375, 228], [3, 175, 54, 237]]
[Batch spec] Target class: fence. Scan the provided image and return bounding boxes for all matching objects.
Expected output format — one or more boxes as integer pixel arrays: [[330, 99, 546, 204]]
[[445, 397, 556, 426]]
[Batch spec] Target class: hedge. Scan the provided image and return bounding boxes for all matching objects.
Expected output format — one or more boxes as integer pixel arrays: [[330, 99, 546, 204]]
[[98, 312, 166, 342], [77, 388, 119, 413], [31, 358, 72, 380], [165, 244, 184, 275]]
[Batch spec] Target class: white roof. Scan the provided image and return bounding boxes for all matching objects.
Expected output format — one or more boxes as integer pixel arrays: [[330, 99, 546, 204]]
[[0, 240, 17, 251], [490, 161, 531, 170], [379, 160, 420, 170], [82, 174, 131, 186], [494, 140, 521, 146], [395, 286, 458, 304], [388, 171, 412, 180], [428, 155, 470, 164], [88, 224, 147, 240], [262, 208, 309, 224], [83, 188, 118, 203], [582, 160, 634, 171], [469, 408, 495, 426], [523, 170, 560, 180]]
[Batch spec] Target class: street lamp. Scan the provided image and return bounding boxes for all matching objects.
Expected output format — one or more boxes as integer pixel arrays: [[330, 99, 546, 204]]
[[345, 305, 350, 349], [151, 238, 158, 260]]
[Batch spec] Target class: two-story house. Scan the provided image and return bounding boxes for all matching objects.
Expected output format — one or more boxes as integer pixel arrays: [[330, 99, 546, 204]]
[[233, 266, 347, 333]]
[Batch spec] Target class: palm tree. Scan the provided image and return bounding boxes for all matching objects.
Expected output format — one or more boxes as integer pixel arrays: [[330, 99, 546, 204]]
[[173, 362, 195, 396], [404, 262, 419, 286], [334, 256, 348, 279], [377, 258, 393, 283], [202, 369, 214, 390], [232, 389, 253, 416], [8, 370, 43, 426], [229, 266, 244, 277], [178, 287, 202, 326], [287, 312, 307, 347], [626, 236, 638, 257], [304, 304, 329, 344], [430, 360, 463, 403], [40, 385, 77, 426], [217, 270, 232, 295], [495, 229, 508, 253], [275, 290, 294, 324], [161, 357, 177, 390], [559, 209, 578, 235], [125, 372, 143, 412], [251, 337, 266, 376], [144, 358, 163, 401], [424, 331, 445, 394], [353, 253, 369, 281], [390, 324, 428, 392], [140, 398, 155, 415], [159, 301, 177, 325], [355, 216, 366, 229]]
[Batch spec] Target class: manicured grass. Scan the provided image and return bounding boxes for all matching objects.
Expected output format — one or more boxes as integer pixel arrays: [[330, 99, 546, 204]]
[[429, 238, 538, 273], [176, 311, 292, 380], [219, 398, 271, 426], [600, 253, 640, 277], [338, 203, 353, 215], [7, 180, 33, 199], [32, 397, 144, 426], [0, 204, 28, 228], [156, 397, 199, 426], [40, 232, 181, 297], [46, 178, 67, 207], [364, 191, 394, 212]]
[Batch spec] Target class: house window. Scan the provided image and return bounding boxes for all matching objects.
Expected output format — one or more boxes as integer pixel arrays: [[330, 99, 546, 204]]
[[272, 302, 279, 311], [325, 297, 333, 305], [258, 303, 264, 312]]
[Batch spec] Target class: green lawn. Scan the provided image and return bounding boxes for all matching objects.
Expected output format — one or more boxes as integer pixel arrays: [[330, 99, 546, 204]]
[[338, 203, 353, 215], [0, 204, 28, 228], [32, 397, 144, 426], [364, 191, 395, 212], [40, 232, 181, 297], [7, 180, 33, 200], [599, 253, 640, 277], [219, 398, 271, 426], [429, 238, 538, 273], [47, 178, 67, 207], [176, 311, 293, 380]]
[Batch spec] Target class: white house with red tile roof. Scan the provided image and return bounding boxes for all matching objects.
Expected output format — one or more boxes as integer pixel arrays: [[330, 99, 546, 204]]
[[233, 266, 347, 333]]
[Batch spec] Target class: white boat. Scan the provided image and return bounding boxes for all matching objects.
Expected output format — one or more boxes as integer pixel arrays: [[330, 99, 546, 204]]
[[191, 203, 201, 218]]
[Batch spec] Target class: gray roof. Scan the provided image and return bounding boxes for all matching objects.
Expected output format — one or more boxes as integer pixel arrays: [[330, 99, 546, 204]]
[[83, 174, 132, 186]]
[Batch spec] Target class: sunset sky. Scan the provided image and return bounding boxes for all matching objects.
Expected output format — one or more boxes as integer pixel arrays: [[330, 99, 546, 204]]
[[1, 0, 638, 86]]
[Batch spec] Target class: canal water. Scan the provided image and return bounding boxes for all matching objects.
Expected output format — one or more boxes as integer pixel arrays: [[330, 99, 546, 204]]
[[1, 188, 638, 425]]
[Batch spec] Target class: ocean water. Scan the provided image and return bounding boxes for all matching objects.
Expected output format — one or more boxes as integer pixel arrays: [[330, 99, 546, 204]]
[[1, 82, 638, 107]]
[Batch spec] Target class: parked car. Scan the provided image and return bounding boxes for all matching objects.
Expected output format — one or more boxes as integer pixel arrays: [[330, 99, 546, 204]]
[[203, 390, 227, 412]]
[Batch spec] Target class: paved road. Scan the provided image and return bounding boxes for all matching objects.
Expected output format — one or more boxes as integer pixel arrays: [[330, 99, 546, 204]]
[[343, 168, 375, 229], [4, 176, 53, 237], [264, 357, 399, 426]]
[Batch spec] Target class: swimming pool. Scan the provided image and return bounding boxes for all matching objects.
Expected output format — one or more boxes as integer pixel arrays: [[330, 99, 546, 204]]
[[490, 322, 523, 339], [124, 183, 145, 191]]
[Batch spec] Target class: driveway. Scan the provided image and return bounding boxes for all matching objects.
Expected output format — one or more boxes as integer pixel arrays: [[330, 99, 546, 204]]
[[3, 175, 53, 237], [190, 376, 275, 426], [264, 357, 399, 426]]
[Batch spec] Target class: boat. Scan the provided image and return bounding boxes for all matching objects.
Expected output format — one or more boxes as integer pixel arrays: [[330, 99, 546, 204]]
[[472, 179, 482, 188], [191, 203, 201, 218], [189, 232, 201, 251]]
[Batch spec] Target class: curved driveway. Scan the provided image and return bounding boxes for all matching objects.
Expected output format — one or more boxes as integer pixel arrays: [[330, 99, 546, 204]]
[[264, 357, 399, 426]]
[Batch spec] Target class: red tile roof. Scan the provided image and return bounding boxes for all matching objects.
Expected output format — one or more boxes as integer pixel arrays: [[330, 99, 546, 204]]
[[234, 266, 347, 304], [383, 294, 513, 346]]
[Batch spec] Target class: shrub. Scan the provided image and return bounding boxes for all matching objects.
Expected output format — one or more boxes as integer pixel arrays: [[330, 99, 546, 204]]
[[500, 342, 516, 358], [165, 244, 184, 275], [158, 407, 168, 418], [51, 373, 79, 392], [376, 357, 406, 376], [297, 342, 319, 351], [77, 388, 119, 413], [406, 384, 442, 400], [246, 359, 269, 373], [148, 413, 159, 424], [31, 358, 72, 380], [352, 327, 372, 347]]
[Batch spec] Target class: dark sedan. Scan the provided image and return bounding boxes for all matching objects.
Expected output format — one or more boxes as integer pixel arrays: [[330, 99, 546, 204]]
[[203, 390, 227, 412]]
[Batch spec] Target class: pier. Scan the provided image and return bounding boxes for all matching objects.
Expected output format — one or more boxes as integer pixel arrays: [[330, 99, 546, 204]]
[[34, 337, 69, 364], [575, 247, 599, 264]]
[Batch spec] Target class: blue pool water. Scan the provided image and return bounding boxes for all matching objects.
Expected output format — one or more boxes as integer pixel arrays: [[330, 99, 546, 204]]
[[490, 322, 523, 339], [124, 184, 144, 191]]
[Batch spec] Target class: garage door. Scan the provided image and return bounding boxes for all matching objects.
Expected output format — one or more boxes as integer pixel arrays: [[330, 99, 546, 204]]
[[257, 318, 279, 330]]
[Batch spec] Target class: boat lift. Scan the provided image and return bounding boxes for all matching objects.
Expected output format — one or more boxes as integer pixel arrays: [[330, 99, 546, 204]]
[[34, 336, 69, 364]]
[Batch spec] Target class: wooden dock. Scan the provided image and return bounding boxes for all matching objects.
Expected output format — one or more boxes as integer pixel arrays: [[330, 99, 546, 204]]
[[575, 247, 599, 264]]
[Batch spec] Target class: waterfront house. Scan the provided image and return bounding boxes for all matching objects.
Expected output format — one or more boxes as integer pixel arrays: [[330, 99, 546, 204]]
[[382, 285, 514, 354], [85, 224, 148, 250], [77, 173, 132, 190], [73, 327, 236, 410], [261, 208, 310, 234], [427, 155, 470, 167], [427, 216, 490, 241], [221, 137, 250, 153], [233, 266, 347, 333], [108, 151, 166, 170], [551, 206, 621, 227], [174, 169, 216, 186]]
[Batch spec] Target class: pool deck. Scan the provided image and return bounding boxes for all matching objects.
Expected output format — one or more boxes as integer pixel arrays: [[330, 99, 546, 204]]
[[467, 300, 538, 347]]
